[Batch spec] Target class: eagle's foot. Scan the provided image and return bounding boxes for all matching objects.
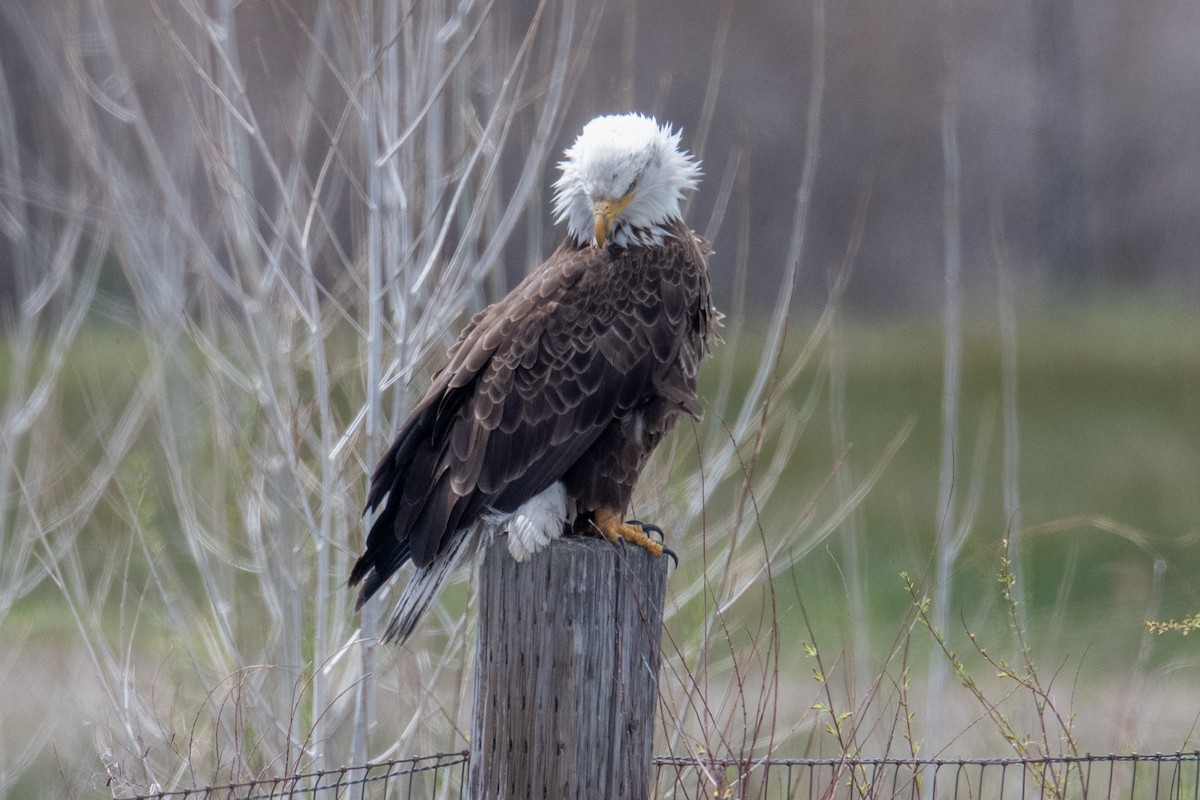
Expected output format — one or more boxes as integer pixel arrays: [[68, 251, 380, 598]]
[[588, 509, 678, 567], [627, 520, 677, 566]]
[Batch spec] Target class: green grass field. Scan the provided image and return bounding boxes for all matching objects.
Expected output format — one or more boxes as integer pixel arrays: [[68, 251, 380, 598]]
[[3, 300, 1199, 794], [789, 301, 1199, 642]]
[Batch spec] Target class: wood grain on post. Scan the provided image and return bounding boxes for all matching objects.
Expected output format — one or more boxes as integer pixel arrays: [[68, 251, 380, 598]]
[[468, 535, 668, 800]]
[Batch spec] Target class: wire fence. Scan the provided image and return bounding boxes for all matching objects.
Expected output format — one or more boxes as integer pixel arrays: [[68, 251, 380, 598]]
[[653, 752, 1200, 799], [116, 752, 470, 800], [117, 751, 1200, 799]]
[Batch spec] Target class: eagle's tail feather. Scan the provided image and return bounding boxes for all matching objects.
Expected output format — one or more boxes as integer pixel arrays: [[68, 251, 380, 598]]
[[381, 524, 482, 644]]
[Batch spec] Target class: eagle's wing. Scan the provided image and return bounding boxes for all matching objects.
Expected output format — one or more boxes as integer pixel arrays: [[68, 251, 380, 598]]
[[350, 238, 703, 603]]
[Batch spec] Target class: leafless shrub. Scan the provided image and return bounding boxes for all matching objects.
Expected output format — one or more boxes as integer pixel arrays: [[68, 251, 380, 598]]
[[0, 0, 598, 792]]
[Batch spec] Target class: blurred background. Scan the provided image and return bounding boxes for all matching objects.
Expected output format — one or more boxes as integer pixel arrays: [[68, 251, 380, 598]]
[[4, 0, 1200, 310], [0, 1, 1197, 797]]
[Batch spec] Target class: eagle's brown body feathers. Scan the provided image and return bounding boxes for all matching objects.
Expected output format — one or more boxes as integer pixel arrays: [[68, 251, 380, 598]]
[[349, 219, 714, 618], [349, 112, 712, 641]]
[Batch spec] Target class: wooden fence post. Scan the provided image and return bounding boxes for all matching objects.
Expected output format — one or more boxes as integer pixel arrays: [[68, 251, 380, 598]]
[[468, 535, 668, 800]]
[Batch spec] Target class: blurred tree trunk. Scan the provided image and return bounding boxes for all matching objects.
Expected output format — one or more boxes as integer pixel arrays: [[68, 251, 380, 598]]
[[1032, 0, 1091, 287]]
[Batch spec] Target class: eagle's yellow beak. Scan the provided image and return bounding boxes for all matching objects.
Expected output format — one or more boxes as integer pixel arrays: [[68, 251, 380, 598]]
[[593, 193, 635, 249]]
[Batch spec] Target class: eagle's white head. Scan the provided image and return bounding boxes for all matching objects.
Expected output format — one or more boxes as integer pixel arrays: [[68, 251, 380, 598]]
[[553, 113, 701, 249]]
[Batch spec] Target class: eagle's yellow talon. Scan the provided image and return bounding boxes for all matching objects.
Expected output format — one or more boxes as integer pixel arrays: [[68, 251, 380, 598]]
[[589, 509, 666, 558]]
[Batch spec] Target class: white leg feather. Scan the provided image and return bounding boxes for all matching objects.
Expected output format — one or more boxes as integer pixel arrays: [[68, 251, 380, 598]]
[[505, 482, 569, 562]]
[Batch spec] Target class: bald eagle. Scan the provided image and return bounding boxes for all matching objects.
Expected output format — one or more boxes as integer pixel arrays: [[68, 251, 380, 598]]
[[349, 113, 716, 642]]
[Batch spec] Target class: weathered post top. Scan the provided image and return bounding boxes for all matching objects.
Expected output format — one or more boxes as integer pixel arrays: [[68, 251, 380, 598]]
[[468, 535, 669, 800]]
